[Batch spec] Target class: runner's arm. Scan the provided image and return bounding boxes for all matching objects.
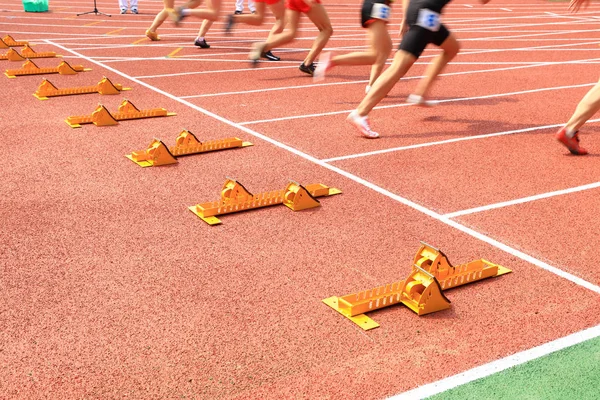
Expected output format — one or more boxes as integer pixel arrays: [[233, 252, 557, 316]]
[[399, 0, 409, 37]]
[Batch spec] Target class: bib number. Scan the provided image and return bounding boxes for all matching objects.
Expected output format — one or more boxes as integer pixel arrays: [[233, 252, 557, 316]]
[[371, 3, 391, 21], [416, 8, 440, 32]]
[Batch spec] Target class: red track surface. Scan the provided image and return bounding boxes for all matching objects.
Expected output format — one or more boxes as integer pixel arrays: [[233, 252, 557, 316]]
[[1, 0, 600, 399]]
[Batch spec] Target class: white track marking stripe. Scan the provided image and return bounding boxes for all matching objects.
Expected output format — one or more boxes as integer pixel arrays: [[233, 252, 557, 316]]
[[389, 324, 600, 400]]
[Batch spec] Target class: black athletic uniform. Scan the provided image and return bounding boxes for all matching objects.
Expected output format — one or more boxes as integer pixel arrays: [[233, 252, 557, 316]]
[[399, 0, 451, 58], [361, 0, 393, 28]]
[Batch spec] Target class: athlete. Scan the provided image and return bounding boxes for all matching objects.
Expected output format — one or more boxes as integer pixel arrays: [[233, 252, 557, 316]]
[[555, 0, 597, 155], [347, 0, 491, 138], [223, 0, 286, 61], [313, 0, 394, 93], [146, 0, 203, 41], [247, 0, 333, 75]]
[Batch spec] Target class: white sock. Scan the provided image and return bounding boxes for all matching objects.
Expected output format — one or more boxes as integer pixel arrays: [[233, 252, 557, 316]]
[[181, 8, 191, 16]]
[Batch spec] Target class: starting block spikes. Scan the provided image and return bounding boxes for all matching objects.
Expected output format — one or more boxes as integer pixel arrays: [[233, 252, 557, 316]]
[[0, 35, 29, 48], [5, 59, 90, 78], [34, 77, 131, 100], [323, 242, 511, 330], [65, 99, 176, 128], [125, 129, 253, 167], [189, 178, 342, 225], [0, 45, 59, 61]]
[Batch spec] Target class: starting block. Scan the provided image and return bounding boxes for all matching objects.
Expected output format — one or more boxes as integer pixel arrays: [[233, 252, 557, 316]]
[[189, 178, 342, 225], [0, 35, 29, 48], [323, 242, 511, 330], [65, 99, 176, 128], [0, 45, 59, 61], [34, 77, 131, 100], [125, 129, 253, 167], [5, 59, 90, 78]]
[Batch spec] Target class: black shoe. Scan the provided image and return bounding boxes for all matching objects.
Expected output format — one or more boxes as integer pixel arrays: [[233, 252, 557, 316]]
[[194, 38, 210, 48], [262, 50, 280, 61], [299, 62, 316, 75], [234, 10, 242, 14], [225, 14, 235, 35]]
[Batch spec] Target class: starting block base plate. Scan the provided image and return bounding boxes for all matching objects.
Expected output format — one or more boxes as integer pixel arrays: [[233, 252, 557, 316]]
[[125, 154, 153, 167], [188, 206, 222, 225], [322, 296, 380, 331]]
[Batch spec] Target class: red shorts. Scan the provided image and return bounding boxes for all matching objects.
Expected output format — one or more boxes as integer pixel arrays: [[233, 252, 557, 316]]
[[255, 0, 280, 5], [286, 0, 321, 13]]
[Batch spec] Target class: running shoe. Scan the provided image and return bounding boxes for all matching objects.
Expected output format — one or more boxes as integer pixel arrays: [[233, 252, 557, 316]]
[[132, 8, 138, 14], [262, 51, 280, 61], [194, 38, 210, 48], [556, 127, 588, 155], [145, 30, 160, 41], [120, 8, 127, 14], [299, 62, 316, 76], [313, 52, 331, 82], [346, 110, 379, 139], [168, 7, 185, 26], [406, 94, 437, 107], [249, 43, 265, 64], [225, 14, 236, 35], [234, 10, 242, 14]]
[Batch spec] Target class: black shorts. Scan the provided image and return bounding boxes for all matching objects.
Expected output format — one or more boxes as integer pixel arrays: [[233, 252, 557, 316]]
[[398, 0, 450, 58], [361, 0, 391, 28]]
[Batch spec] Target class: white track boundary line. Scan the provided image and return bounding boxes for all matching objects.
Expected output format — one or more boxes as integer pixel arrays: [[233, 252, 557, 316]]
[[390, 324, 600, 400], [444, 181, 600, 218], [322, 116, 600, 163], [47, 39, 600, 298]]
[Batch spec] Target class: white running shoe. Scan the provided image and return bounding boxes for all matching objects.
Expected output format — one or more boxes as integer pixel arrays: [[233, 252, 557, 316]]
[[249, 42, 264, 63], [365, 85, 371, 94], [406, 94, 437, 107], [313, 51, 331, 82], [347, 110, 379, 139]]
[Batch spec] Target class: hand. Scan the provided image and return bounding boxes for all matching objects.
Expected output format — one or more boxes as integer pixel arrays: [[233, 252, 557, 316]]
[[569, 0, 590, 13], [398, 20, 408, 37]]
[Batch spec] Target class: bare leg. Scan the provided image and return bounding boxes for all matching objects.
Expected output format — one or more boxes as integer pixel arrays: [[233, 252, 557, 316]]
[[148, 0, 202, 35], [356, 50, 416, 116], [179, 0, 221, 21], [412, 32, 459, 99], [198, 19, 214, 37], [233, 2, 267, 25], [262, 9, 300, 52], [302, 3, 333, 65], [565, 78, 600, 132], [267, 0, 286, 38]]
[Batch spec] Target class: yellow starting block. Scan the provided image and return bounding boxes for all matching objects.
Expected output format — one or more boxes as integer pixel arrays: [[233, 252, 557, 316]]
[[0, 35, 29, 48], [323, 242, 511, 330], [5, 59, 90, 78], [189, 178, 342, 225], [65, 99, 176, 128], [126, 129, 253, 167], [34, 77, 130, 100], [0, 45, 59, 61]]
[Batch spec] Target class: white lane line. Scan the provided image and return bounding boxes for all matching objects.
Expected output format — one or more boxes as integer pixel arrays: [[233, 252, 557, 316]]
[[322, 116, 600, 164], [46, 39, 600, 298], [444, 181, 600, 219], [240, 80, 599, 126], [500, 8, 513, 12], [390, 324, 600, 400]]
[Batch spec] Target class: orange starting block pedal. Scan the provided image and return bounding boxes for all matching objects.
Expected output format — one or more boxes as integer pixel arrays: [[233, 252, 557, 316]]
[[5, 59, 90, 78], [323, 242, 511, 330], [0, 45, 59, 61], [126, 129, 253, 167], [34, 77, 131, 100], [65, 99, 176, 128], [189, 178, 342, 225], [0, 35, 29, 48]]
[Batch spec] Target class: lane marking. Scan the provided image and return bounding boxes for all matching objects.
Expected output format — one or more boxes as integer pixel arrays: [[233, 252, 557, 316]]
[[240, 80, 599, 126], [167, 47, 183, 58], [131, 37, 148, 45], [105, 28, 125, 36], [84, 21, 102, 26], [47, 39, 600, 298], [444, 181, 600, 219], [390, 324, 600, 400]]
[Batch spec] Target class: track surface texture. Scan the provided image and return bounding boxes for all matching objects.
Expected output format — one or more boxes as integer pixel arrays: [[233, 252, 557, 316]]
[[1, 0, 600, 399]]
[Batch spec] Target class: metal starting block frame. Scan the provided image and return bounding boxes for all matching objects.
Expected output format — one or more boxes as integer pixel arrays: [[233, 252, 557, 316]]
[[0, 35, 29, 48], [189, 178, 342, 225], [65, 99, 176, 128], [0, 45, 59, 61], [5, 59, 90, 78], [34, 77, 130, 100], [125, 129, 253, 167], [323, 242, 511, 330]]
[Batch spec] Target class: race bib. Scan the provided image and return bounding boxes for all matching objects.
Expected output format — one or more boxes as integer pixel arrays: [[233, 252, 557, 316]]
[[371, 3, 391, 21], [416, 8, 440, 32]]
